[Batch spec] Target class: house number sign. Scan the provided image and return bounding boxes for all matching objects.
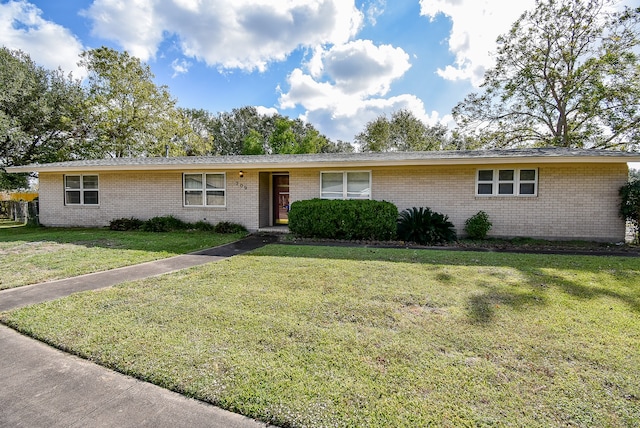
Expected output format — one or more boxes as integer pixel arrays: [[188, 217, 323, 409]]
[[234, 181, 248, 190]]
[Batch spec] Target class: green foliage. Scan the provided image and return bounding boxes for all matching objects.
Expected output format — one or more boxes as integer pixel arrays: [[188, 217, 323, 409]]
[[110, 217, 246, 234], [109, 217, 144, 231], [464, 211, 493, 240], [0, 47, 87, 189], [213, 221, 248, 234], [79, 47, 180, 158], [207, 106, 352, 156], [141, 216, 189, 232], [453, 0, 640, 149], [619, 179, 640, 242], [288, 199, 398, 241], [356, 109, 449, 152], [397, 207, 457, 245]]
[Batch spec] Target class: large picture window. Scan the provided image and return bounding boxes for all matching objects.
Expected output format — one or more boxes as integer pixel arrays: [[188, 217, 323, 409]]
[[65, 175, 99, 205], [321, 171, 371, 199], [183, 173, 226, 207], [476, 168, 537, 196]]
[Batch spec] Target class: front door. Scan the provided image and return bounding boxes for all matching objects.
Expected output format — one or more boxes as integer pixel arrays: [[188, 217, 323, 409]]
[[273, 175, 289, 225]]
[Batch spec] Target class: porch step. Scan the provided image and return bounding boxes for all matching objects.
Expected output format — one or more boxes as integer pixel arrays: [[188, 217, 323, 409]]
[[257, 225, 290, 234]]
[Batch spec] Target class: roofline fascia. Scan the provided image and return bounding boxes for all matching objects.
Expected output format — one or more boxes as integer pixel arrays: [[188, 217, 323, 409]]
[[6, 154, 640, 174]]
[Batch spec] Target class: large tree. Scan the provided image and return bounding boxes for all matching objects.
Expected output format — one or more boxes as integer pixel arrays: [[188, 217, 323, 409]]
[[452, 0, 639, 149], [0, 47, 86, 189], [208, 106, 351, 155], [356, 109, 448, 152], [79, 47, 179, 158]]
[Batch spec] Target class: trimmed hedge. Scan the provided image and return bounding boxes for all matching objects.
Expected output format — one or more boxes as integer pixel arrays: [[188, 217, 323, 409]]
[[288, 198, 398, 241], [109, 216, 247, 234]]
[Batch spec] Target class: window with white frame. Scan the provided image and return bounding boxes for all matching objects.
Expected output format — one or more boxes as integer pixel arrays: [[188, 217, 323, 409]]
[[64, 175, 99, 205], [320, 171, 371, 199], [476, 168, 537, 196], [183, 173, 226, 206]]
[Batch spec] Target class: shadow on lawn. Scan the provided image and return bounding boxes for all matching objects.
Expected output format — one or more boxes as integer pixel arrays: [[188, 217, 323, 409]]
[[252, 244, 640, 324], [0, 225, 245, 254]]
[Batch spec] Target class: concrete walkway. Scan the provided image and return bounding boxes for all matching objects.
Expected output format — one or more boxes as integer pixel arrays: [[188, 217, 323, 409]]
[[0, 234, 278, 428], [0, 234, 278, 312]]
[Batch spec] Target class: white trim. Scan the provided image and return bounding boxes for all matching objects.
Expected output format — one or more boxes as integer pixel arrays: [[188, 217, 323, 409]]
[[320, 171, 372, 200], [476, 168, 538, 197], [183, 172, 226, 207]]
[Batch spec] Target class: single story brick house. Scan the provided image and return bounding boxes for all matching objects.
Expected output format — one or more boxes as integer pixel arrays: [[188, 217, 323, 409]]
[[8, 148, 640, 241]]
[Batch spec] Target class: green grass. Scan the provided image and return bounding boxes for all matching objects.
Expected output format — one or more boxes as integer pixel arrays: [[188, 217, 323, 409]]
[[0, 226, 246, 290], [2, 245, 639, 426]]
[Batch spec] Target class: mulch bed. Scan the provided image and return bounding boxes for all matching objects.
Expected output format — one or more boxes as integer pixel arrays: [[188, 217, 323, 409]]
[[276, 235, 640, 257]]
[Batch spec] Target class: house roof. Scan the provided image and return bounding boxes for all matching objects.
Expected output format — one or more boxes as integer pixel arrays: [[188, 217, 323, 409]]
[[6, 148, 640, 173]]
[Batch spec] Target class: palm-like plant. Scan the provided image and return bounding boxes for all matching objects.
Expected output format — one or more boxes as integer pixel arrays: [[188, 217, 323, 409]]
[[397, 207, 457, 245]]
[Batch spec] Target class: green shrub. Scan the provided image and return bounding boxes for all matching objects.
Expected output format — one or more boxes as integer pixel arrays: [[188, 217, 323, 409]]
[[214, 221, 248, 234], [620, 179, 640, 243], [109, 217, 143, 231], [397, 207, 456, 245], [192, 220, 215, 231], [288, 199, 398, 241], [141, 215, 189, 232], [464, 211, 492, 240]]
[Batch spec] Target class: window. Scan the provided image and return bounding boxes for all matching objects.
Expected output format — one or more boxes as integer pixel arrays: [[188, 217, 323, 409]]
[[183, 173, 225, 206], [476, 168, 537, 196], [65, 175, 99, 205], [320, 171, 371, 199]]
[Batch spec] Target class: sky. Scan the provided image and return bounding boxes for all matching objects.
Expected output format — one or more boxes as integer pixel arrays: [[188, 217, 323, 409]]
[[0, 0, 637, 158]]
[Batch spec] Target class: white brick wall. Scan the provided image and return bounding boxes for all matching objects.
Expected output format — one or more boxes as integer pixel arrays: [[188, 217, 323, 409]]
[[38, 162, 628, 241]]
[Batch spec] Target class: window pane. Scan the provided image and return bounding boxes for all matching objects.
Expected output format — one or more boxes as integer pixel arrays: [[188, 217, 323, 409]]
[[321, 173, 344, 194], [65, 176, 81, 189], [206, 191, 225, 206], [499, 170, 514, 181], [84, 191, 99, 204], [83, 175, 99, 189], [499, 183, 514, 194], [346, 172, 370, 198], [477, 183, 493, 195], [184, 174, 203, 190], [206, 174, 224, 189], [66, 191, 81, 204], [184, 190, 202, 205], [520, 169, 536, 181], [520, 183, 535, 195], [478, 170, 493, 181]]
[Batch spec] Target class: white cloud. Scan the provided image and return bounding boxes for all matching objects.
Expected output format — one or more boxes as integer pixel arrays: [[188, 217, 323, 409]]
[[366, 0, 386, 26], [83, 0, 364, 72], [170, 58, 191, 78], [255, 106, 279, 116], [81, 0, 164, 62], [0, 0, 85, 77], [280, 41, 443, 142], [419, 0, 536, 86]]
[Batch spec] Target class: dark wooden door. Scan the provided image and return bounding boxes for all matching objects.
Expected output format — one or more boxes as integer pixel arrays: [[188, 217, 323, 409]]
[[273, 175, 289, 224]]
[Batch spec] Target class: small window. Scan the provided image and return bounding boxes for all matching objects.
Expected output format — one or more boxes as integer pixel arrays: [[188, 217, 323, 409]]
[[321, 171, 371, 200], [476, 168, 537, 197], [65, 175, 99, 205], [477, 170, 493, 195], [183, 173, 225, 207]]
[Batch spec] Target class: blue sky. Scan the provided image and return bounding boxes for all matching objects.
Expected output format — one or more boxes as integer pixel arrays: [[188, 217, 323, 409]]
[[0, 0, 637, 161]]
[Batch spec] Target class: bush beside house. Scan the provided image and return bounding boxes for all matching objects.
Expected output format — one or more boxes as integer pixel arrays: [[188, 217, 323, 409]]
[[288, 199, 398, 241]]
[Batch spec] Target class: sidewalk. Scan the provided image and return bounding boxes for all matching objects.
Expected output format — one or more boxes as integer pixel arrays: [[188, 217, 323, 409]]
[[0, 234, 277, 428], [0, 234, 277, 312]]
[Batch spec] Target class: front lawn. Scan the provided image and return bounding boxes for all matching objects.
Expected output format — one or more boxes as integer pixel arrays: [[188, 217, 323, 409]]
[[0, 226, 246, 290], [2, 245, 639, 426]]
